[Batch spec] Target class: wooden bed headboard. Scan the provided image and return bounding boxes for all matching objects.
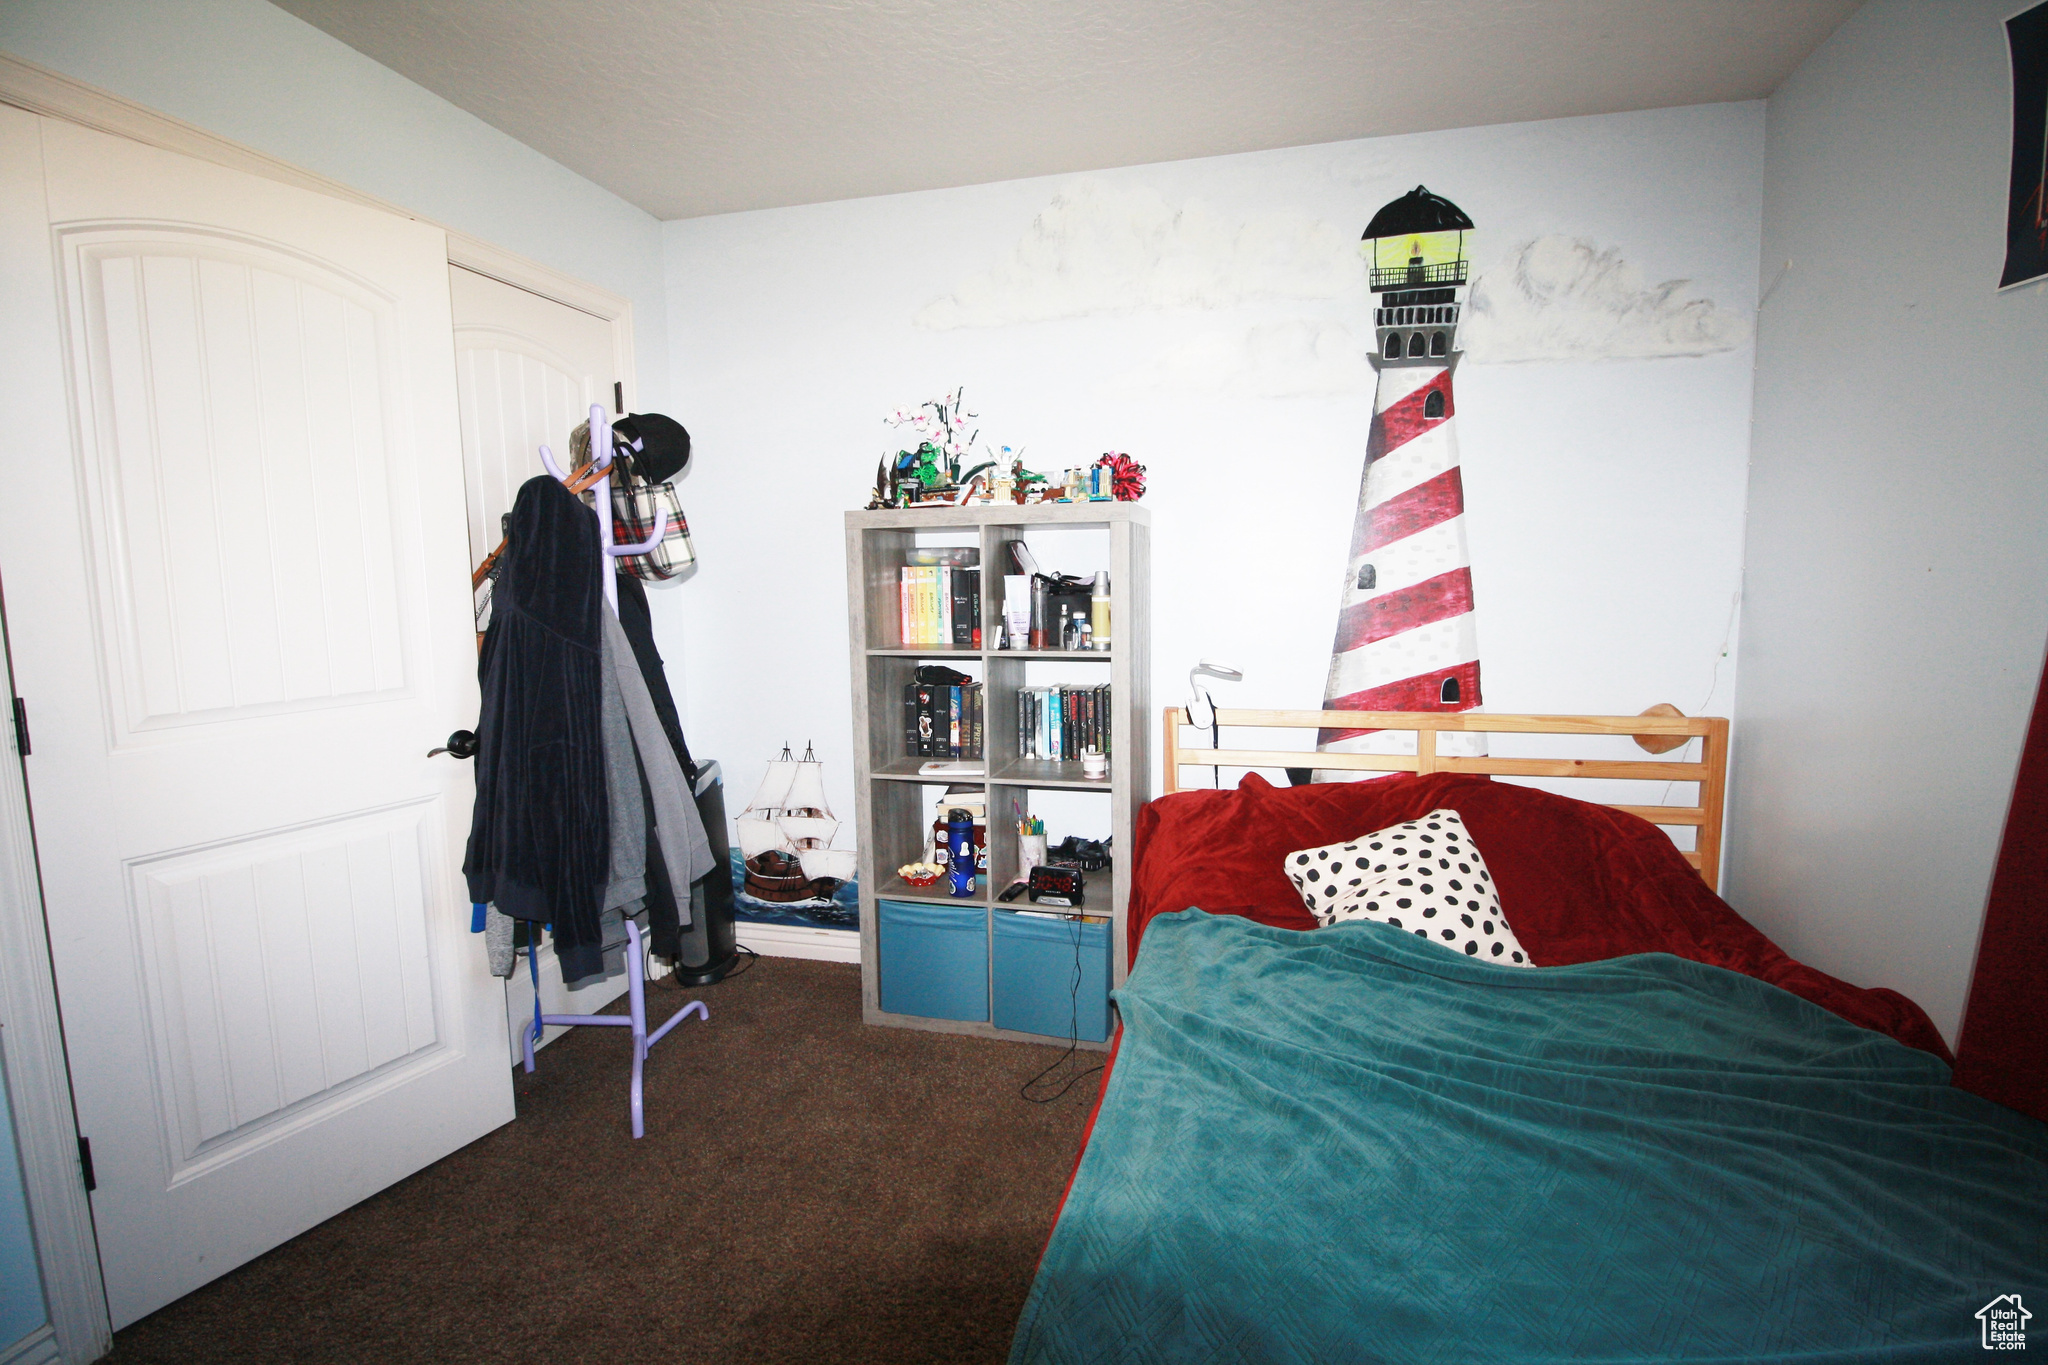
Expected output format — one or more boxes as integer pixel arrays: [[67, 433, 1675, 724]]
[[1162, 708, 1731, 892]]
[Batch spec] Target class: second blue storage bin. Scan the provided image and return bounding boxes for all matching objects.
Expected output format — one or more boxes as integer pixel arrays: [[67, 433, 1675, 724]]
[[878, 899, 988, 1022], [992, 912, 1112, 1042]]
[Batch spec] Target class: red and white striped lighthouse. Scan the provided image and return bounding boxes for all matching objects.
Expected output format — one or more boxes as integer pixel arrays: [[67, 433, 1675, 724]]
[[1319, 186, 1484, 772]]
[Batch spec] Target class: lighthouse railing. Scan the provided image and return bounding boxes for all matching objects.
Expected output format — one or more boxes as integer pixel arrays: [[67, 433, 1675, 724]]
[[1371, 260, 1470, 290]]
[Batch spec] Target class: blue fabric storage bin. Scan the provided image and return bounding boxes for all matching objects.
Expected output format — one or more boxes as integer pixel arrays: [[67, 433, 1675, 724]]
[[992, 912, 1112, 1042], [878, 899, 988, 1022]]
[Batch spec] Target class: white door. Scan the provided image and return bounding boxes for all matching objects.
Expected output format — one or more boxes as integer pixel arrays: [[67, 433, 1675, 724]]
[[447, 266, 633, 1058], [0, 111, 512, 1327], [450, 264, 619, 572]]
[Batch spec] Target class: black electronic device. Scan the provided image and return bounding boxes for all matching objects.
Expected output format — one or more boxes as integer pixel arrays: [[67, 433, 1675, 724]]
[[1028, 864, 1085, 908], [1051, 835, 1110, 871]]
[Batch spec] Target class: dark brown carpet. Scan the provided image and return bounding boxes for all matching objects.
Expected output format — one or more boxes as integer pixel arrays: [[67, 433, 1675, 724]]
[[104, 955, 1100, 1364]]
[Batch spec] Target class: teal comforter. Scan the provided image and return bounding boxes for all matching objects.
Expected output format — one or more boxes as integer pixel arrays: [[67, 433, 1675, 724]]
[[1011, 910, 2047, 1364]]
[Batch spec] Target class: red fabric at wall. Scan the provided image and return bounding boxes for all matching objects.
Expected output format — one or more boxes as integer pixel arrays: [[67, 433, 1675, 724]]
[[1953, 650, 2048, 1121], [1130, 771, 1952, 1060]]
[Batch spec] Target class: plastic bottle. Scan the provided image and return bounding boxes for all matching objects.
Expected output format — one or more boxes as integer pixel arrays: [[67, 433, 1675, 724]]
[[1003, 574, 1030, 650], [1091, 571, 1111, 651]]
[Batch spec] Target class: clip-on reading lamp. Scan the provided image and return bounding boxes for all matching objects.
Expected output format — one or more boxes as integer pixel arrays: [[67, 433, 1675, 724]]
[[1187, 660, 1243, 788]]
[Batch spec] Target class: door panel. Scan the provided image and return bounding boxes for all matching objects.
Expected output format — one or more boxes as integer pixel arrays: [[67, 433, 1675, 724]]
[[449, 265, 615, 569], [67, 230, 409, 734], [0, 112, 512, 1327], [129, 801, 443, 1176]]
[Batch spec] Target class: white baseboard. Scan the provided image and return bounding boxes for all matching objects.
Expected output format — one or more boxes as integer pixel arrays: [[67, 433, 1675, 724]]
[[737, 920, 861, 964]]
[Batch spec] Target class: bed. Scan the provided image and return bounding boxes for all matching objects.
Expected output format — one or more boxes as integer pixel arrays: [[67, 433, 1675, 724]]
[[1008, 709, 2047, 1364]]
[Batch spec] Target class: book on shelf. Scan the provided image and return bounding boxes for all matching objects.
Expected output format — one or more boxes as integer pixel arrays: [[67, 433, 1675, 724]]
[[903, 668, 984, 760], [1016, 684, 1111, 764], [903, 566, 930, 646], [896, 565, 930, 647], [896, 552, 980, 648], [950, 567, 978, 648], [934, 783, 985, 816], [908, 679, 935, 756]]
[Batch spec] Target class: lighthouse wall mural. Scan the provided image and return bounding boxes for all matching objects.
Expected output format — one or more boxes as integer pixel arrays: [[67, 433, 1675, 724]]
[[1317, 186, 1485, 777], [664, 104, 1765, 822]]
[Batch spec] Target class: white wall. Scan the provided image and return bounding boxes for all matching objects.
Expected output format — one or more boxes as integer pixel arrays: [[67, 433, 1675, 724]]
[[0, 0, 667, 406], [1726, 0, 2048, 1045], [665, 104, 1764, 837]]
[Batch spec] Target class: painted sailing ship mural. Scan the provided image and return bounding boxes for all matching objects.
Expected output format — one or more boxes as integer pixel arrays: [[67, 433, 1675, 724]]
[[735, 743, 859, 903], [1318, 186, 1487, 774]]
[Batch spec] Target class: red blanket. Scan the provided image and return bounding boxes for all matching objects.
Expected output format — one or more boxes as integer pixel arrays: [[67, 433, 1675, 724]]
[[1130, 771, 1950, 1061]]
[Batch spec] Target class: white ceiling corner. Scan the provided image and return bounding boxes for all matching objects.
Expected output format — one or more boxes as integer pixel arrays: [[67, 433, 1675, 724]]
[[270, 0, 1861, 221]]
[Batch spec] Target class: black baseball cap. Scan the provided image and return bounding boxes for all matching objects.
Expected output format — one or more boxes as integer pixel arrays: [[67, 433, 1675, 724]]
[[613, 412, 691, 483]]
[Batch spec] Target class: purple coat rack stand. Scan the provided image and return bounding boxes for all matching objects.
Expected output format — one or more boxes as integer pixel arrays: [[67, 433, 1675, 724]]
[[522, 919, 707, 1139], [522, 404, 705, 1140]]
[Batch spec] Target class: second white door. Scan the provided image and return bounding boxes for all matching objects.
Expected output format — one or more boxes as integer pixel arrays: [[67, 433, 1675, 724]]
[[447, 265, 635, 1057], [450, 264, 620, 570]]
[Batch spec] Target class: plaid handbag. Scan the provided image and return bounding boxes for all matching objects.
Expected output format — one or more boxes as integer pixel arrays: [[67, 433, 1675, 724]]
[[610, 474, 695, 581]]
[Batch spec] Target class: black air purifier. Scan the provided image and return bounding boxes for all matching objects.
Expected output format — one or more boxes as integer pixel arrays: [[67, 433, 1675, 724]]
[[672, 759, 738, 986]]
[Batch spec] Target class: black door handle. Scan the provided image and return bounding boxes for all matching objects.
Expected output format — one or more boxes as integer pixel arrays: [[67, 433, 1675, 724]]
[[428, 730, 478, 759]]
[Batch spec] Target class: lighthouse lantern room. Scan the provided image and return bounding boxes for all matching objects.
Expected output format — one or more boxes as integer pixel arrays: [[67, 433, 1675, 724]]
[[1363, 185, 1475, 362]]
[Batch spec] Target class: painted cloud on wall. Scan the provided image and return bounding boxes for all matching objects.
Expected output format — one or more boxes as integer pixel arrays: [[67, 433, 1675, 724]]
[[1462, 235, 1749, 363], [1105, 320, 1378, 398], [915, 179, 1355, 328], [919, 181, 1748, 380], [1103, 231, 1756, 397]]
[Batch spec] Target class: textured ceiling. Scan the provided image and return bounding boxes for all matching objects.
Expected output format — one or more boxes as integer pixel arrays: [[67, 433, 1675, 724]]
[[272, 0, 1860, 221]]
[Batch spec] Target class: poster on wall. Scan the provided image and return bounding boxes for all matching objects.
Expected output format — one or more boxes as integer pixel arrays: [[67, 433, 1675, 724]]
[[2001, 0, 2048, 289]]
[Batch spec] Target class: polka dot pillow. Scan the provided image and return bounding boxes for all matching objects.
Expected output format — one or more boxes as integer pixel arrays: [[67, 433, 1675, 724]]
[[1282, 808, 1532, 966]]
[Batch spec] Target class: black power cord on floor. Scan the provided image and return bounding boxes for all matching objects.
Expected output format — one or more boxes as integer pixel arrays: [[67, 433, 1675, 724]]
[[1020, 914, 1105, 1104]]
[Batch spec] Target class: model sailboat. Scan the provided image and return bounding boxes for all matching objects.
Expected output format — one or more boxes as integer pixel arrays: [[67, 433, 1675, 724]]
[[735, 743, 859, 902]]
